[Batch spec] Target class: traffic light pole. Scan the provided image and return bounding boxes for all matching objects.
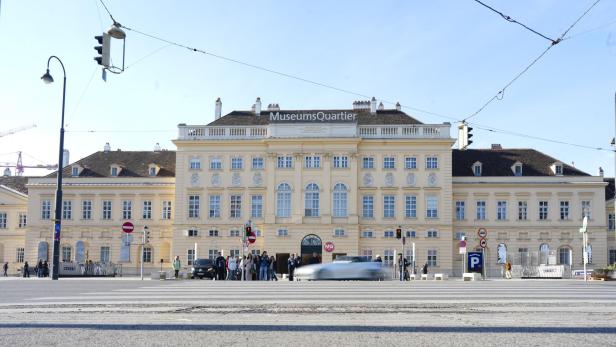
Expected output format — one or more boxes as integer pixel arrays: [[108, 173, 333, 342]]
[[141, 228, 145, 280]]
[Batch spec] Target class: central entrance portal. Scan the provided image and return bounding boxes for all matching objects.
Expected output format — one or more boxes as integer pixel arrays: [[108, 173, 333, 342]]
[[300, 234, 322, 265]]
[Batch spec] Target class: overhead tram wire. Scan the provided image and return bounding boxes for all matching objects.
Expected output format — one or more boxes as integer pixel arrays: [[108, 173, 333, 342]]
[[464, 0, 602, 122], [472, 0, 557, 44], [97, 0, 608, 153]]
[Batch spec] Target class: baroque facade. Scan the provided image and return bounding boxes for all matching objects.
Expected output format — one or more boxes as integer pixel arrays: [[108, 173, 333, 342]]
[[1, 98, 614, 276]]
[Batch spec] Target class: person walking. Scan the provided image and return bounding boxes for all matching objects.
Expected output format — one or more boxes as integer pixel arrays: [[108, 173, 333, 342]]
[[227, 256, 237, 280], [505, 261, 512, 279], [3, 262, 8, 277], [23, 261, 30, 278], [215, 252, 226, 281], [172, 256, 181, 279], [398, 254, 409, 281], [422, 262, 428, 275], [244, 254, 253, 281], [37, 260, 44, 278], [259, 251, 269, 281], [288, 253, 297, 281], [269, 255, 278, 281], [43, 261, 49, 277]]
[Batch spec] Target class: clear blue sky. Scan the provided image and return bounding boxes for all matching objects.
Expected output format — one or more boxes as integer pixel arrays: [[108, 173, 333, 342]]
[[1, 0, 615, 176]]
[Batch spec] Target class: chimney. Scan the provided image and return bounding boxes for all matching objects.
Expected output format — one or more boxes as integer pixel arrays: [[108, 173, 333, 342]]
[[255, 97, 262, 116], [491, 144, 502, 150], [62, 149, 70, 168], [370, 97, 377, 115], [104, 142, 111, 152], [378, 102, 384, 111], [395, 102, 401, 111], [3, 168, 11, 177], [215, 97, 222, 119], [267, 103, 280, 111], [599, 167, 604, 177]]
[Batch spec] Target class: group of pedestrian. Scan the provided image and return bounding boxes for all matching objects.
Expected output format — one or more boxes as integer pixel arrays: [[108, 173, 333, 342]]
[[239, 252, 278, 281], [19, 259, 49, 278]]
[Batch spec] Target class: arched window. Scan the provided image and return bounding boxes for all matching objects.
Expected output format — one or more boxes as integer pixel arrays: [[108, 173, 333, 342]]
[[305, 183, 320, 217], [75, 241, 86, 263], [276, 183, 291, 217], [558, 247, 572, 265], [332, 183, 348, 217], [539, 243, 550, 265], [497, 243, 507, 264], [37, 241, 49, 262]]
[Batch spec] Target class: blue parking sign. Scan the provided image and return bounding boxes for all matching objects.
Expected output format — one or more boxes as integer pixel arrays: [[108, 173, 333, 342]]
[[467, 252, 483, 273]]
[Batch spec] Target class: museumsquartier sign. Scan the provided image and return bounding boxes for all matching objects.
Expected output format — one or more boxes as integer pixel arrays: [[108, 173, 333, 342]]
[[269, 111, 357, 123]]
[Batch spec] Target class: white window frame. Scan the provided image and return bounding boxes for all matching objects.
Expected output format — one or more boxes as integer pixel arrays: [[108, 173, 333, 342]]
[[560, 201, 570, 220], [209, 157, 222, 170], [427, 249, 438, 266], [497, 201, 507, 220], [362, 157, 374, 169], [362, 195, 374, 218], [332, 183, 348, 217], [476, 200, 486, 220], [188, 195, 200, 219], [518, 201, 528, 220], [0, 213, 6, 229], [455, 201, 465, 220], [426, 156, 438, 169], [276, 183, 292, 217], [252, 157, 264, 170], [277, 229, 289, 237], [122, 200, 132, 220], [63, 200, 72, 220], [305, 183, 320, 217], [100, 246, 110, 263], [383, 156, 395, 169], [405, 195, 417, 218], [277, 155, 293, 168], [305, 156, 321, 168], [333, 155, 349, 168], [231, 157, 243, 170], [404, 156, 417, 169], [426, 196, 438, 218], [582, 200, 591, 219], [209, 195, 220, 218], [189, 158, 201, 170], [102, 200, 112, 220], [162, 201, 172, 220], [142, 200, 152, 220], [42, 200, 51, 220], [230, 195, 242, 219], [18, 213, 27, 228], [384, 195, 395, 218], [539, 201, 549, 220], [334, 228, 345, 237], [427, 230, 438, 238], [251, 195, 263, 218], [361, 230, 374, 238], [82, 200, 92, 220]]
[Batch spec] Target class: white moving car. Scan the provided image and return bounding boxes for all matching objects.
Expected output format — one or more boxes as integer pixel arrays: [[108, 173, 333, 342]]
[[294, 256, 389, 281]]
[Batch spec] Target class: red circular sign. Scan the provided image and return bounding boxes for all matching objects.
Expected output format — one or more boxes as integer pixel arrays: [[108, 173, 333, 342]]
[[324, 241, 335, 252], [459, 240, 467, 248], [480, 238, 488, 248], [248, 232, 256, 244], [122, 222, 134, 233], [477, 228, 488, 238]]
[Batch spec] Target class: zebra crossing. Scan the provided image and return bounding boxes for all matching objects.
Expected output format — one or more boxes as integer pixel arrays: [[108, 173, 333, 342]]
[[18, 279, 616, 308]]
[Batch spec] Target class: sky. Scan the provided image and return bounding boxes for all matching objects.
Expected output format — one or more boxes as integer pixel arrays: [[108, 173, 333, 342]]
[[0, 0, 615, 177]]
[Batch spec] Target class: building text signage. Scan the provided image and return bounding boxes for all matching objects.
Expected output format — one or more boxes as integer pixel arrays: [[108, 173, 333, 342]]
[[269, 111, 357, 123]]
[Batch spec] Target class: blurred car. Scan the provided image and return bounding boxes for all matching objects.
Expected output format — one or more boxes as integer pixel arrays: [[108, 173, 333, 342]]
[[293, 256, 389, 281], [191, 258, 216, 279]]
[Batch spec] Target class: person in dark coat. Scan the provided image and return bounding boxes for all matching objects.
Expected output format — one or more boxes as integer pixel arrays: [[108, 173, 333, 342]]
[[3, 262, 8, 277], [422, 262, 428, 275], [37, 260, 44, 278], [23, 262, 30, 278], [215, 252, 226, 280], [287, 253, 297, 281], [43, 261, 49, 277]]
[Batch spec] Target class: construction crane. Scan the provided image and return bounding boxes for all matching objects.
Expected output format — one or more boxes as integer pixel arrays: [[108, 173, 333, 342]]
[[1, 151, 57, 176], [0, 124, 36, 138]]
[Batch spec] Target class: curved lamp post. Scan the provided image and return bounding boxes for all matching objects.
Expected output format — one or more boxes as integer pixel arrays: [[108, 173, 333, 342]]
[[41, 56, 66, 280]]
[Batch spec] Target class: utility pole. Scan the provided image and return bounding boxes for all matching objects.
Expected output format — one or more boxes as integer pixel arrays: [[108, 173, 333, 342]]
[[141, 226, 148, 280], [580, 215, 588, 283]]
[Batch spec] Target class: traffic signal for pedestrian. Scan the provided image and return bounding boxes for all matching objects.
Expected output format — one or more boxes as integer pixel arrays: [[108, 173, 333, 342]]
[[94, 33, 111, 67], [396, 228, 402, 239], [245, 225, 252, 237]]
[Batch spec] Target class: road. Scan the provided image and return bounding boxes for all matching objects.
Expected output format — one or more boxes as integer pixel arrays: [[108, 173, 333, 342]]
[[0, 278, 615, 346]]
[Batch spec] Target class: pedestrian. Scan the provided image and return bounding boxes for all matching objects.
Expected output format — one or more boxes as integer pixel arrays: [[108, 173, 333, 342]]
[[215, 252, 226, 281], [398, 254, 409, 280], [288, 253, 297, 281], [244, 254, 253, 281], [43, 261, 49, 277], [259, 251, 269, 281], [227, 256, 237, 280], [294, 254, 301, 269], [374, 255, 382, 263], [269, 255, 278, 281], [23, 261, 30, 278], [3, 262, 8, 277], [309, 252, 320, 265], [505, 261, 512, 279], [172, 255, 181, 279], [37, 259, 43, 278], [235, 256, 241, 280], [422, 262, 428, 275]]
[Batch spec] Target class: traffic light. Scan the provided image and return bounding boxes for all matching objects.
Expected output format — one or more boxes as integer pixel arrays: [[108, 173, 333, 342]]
[[396, 227, 402, 239], [466, 125, 473, 147], [144, 226, 150, 244], [245, 225, 252, 237], [458, 122, 474, 150], [94, 33, 111, 67]]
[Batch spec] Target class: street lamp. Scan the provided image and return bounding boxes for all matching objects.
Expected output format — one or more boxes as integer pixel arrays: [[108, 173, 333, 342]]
[[41, 56, 66, 280]]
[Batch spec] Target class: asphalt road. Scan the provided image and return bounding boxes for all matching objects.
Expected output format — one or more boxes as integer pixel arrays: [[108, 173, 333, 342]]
[[0, 278, 615, 346]]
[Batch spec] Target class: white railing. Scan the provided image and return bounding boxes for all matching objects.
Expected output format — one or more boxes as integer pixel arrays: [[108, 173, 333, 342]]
[[178, 125, 269, 140], [178, 124, 450, 140], [358, 124, 450, 139]]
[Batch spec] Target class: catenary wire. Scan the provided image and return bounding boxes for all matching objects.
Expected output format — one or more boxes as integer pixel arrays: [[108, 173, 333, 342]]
[[472, 0, 557, 43], [464, 0, 602, 122], [562, 18, 616, 40], [97, 1, 609, 152]]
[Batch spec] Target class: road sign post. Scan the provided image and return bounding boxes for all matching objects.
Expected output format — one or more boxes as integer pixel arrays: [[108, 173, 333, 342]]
[[580, 216, 588, 282], [122, 221, 134, 233]]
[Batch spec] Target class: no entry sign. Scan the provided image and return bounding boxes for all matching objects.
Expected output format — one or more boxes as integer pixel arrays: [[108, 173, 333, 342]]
[[122, 222, 134, 233], [248, 232, 256, 244]]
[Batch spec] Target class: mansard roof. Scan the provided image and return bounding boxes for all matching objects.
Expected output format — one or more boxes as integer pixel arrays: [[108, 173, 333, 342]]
[[452, 149, 590, 177], [207, 109, 423, 126], [46, 150, 176, 178]]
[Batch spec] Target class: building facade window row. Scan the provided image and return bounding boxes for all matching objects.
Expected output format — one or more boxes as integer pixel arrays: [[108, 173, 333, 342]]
[[41, 199, 173, 221], [454, 199, 593, 222]]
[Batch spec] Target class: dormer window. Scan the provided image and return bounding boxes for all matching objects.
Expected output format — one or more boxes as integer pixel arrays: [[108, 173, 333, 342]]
[[511, 162, 523, 176], [148, 164, 159, 177], [71, 165, 82, 177], [110, 164, 122, 177], [472, 162, 482, 176], [550, 162, 564, 176]]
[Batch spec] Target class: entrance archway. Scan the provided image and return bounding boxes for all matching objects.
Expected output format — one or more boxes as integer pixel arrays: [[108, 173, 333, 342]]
[[300, 234, 322, 265]]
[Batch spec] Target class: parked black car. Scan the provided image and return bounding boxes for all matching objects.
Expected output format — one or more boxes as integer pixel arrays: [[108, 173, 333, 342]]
[[191, 258, 216, 279]]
